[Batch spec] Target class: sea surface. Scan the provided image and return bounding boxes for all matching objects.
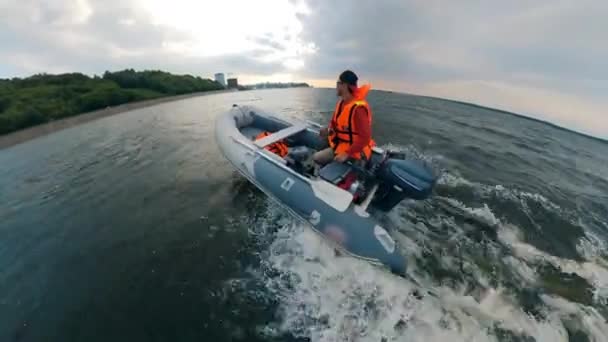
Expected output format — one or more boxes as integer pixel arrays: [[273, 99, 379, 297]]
[[1, 88, 607, 342]]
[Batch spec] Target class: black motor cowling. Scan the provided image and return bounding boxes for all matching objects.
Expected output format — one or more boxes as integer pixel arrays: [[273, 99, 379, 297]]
[[372, 158, 436, 211]]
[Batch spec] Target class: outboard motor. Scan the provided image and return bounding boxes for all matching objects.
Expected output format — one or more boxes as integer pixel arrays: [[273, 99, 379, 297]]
[[372, 158, 436, 211]]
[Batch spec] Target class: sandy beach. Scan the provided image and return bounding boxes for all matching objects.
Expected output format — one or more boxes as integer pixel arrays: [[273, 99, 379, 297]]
[[0, 89, 231, 150]]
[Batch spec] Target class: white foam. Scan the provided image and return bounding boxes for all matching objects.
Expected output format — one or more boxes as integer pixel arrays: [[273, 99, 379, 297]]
[[436, 172, 475, 188], [251, 160, 608, 342], [437, 171, 561, 212], [577, 231, 608, 263], [441, 287, 570, 341], [541, 294, 608, 339], [265, 224, 492, 341], [444, 198, 501, 226], [503, 256, 537, 284], [436, 173, 606, 301], [393, 232, 424, 259], [259, 221, 608, 342], [498, 225, 608, 306]]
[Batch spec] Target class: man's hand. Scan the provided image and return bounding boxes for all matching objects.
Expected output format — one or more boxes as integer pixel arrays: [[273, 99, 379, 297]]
[[334, 153, 349, 163], [319, 127, 329, 138]]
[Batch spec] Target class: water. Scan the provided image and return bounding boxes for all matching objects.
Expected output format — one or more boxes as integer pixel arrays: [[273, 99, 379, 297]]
[[1, 88, 607, 341]]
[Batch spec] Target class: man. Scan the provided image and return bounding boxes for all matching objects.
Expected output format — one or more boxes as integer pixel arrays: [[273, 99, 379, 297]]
[[313, 70, 375, 166]]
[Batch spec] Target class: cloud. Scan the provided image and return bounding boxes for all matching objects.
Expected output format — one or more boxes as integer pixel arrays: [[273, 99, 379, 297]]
[[0, 0, 290, 77], [0, 0, 606, 137], [293, 0, 608, 137], [296, 0, 608, 81], [250, 35, 287, 52]]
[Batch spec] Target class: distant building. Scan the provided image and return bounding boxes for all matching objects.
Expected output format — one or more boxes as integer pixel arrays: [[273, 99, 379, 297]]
[[214, 73, 226, 87], [227, 78, 238, 89]]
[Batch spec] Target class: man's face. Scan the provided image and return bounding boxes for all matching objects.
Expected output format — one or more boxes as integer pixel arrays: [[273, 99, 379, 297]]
[[336, 80, 346, 97]]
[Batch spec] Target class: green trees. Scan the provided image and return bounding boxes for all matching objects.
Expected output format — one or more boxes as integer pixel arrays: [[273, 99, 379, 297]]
[[102, 69, 223, 95], [0, 70, 224, 134], [240, 82, 310, 90]]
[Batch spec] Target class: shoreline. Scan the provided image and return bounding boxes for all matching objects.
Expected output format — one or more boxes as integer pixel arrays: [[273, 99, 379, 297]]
[[0, 89, 232, 150], [4, 86, 603, 150]]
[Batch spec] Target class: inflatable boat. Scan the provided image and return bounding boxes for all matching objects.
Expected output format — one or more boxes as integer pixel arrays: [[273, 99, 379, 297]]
[[215, 105, 436, 276]]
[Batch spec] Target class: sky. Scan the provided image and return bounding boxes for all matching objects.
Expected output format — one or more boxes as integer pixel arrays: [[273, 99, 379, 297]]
[[1, 0, 607, 138]]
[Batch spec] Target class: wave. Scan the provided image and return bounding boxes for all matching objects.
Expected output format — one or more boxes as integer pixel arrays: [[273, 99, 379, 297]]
[[498, 225, 608, 306], [250, 196, 608, 341], [257, 221, 608, 341], [232, 139, 608, 341], [436, 171, 562, 213]]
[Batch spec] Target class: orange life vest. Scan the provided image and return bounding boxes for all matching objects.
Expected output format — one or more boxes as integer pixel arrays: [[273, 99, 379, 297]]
[[328, 99, 375, 160], [255, 131, 289, 157]]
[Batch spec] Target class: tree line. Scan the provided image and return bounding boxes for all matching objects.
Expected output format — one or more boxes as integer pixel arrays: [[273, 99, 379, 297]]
[[240, 82, 310, 90], [0, 69, 223, 135]]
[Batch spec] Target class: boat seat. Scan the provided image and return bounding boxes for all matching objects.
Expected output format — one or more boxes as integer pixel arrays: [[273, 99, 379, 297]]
[[254, 123, 307, 148], [319, 161, 352, 184]]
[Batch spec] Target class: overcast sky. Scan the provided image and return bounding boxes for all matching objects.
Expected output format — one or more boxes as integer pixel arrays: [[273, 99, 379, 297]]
[[1, 0, 606, 138]]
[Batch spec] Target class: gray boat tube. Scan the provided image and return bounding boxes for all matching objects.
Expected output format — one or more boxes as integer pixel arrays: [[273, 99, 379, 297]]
[[215, 104, 407, 275]]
